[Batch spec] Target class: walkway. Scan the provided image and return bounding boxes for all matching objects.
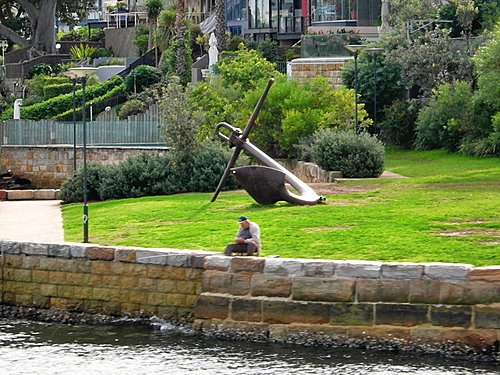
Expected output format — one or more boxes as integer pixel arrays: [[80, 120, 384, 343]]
[[0, 200, 64, 243]]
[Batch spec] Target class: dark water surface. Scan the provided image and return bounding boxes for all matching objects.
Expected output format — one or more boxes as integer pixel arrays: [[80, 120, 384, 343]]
[[0, 319, 498, 375]]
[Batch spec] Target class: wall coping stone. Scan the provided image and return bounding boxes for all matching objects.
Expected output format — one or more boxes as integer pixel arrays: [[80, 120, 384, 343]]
[[0, 240, 493, 283]]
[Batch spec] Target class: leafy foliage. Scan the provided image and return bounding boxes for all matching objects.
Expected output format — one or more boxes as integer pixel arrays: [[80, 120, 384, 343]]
[[69, 44, 98, 60], [310, 129, 385, 178], [124, 65, 163, 94], [118, 99, 149, 119], [379, 99, 419, 149], [27, 64, 53, 78], [415, 81, 473, 151]]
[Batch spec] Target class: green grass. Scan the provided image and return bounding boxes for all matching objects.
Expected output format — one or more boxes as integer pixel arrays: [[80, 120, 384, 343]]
[[62, 149, 500, 266]]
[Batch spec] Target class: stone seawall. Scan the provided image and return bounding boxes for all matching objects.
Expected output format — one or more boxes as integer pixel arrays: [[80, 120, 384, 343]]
[[1, 240, 498, 359], [0, 145, 168, 188]]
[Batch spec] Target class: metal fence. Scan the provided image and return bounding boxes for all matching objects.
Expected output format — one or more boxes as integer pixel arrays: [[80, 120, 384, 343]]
[[0, 104, 165, 146]]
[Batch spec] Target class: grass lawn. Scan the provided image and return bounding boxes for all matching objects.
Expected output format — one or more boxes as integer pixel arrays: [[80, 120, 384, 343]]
[[62, 149, 500, 266]]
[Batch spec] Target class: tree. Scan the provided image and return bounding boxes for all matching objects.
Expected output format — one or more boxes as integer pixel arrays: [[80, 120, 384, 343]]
[[145, 0, 163, 51], [0, 0, 94, 53], [174, 0, 186, 79], [214, 0, 227, 51]]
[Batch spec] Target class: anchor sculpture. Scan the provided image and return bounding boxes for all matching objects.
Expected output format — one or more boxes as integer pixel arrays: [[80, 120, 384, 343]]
[[211, 78, 325, 206]]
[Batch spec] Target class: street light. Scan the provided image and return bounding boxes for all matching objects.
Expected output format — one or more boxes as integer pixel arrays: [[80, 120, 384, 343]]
[[67, 66, 97, 243], [344, 44, 367, 132], [0, 40, 7, 79], [366, 47, 384, 128], [63, 70, 79, 175]]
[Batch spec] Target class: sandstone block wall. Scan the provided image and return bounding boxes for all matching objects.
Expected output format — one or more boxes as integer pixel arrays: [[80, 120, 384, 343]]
[[0, 241, 209, 319], [0, 146, 168, 188], [1, 240, 499, 356], [194, 256, 500, 353], [290, 57, 351, 87]]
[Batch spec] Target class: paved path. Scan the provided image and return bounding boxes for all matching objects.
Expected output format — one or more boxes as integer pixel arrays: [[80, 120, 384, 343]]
[[0, 200, 64, 243]]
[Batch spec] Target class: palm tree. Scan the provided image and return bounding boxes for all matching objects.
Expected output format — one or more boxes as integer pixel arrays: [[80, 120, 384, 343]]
[[175, 0, 186, 79], [215, 0, 227, 51], [145, 0, 163, 65]]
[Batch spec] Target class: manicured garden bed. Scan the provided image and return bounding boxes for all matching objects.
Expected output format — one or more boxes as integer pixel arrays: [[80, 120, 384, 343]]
[[62, 149, 500, 266]]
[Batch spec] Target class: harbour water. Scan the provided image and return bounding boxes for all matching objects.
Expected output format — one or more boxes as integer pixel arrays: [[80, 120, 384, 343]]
[[0, 319, 498, 375]]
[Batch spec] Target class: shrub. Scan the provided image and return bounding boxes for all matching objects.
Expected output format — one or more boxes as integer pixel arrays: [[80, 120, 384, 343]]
[[26, 75, 70, 97], [379, 99, 419, 148], [214, 45, 278, 91], [118, 99, 149, 119], [124, 65, 163, 94], [62, 143, 241, 202], [310, 128, 385, 178], [28, 64, 53, 78], [415, 81, 473, 151], [43, 83, 73, 99], [59, 163, 109, 203], [70, 44, 98, 60]]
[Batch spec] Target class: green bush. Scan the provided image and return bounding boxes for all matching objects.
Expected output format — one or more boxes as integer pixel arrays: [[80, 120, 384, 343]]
[[310, 128, 385, 178], [124, 65, 163, 94], [415, 81, 473, 151], [26, 76, 70, 97], [62, 143, 241, 203], [59, 163, 109, 203], [43, 83, 73, 99], [118, 99, 149, 119], [28, 64, 53, 78], [19, 75, 123, 120], [379, 99, 419, 148]]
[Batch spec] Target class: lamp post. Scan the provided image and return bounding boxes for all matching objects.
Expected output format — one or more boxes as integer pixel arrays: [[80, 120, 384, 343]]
[[67, 67, 97, 243], [63, 70, 79, 175], [0, 40, 7, 79], [344, 44, 367, 132], [366, 47, 384, 128]]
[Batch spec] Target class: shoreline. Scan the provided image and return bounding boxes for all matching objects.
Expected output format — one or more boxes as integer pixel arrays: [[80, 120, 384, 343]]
[[2, 304, 498, 364]]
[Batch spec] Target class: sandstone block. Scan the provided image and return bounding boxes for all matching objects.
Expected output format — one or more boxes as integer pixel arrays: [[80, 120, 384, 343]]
[[335, 261, 382, 279], [7, 190, 34, 200], [302, 260, 335, 277], [264, 258, 304, 276], [470, 266, 500, 282], [409, 279, 441, 304], [33, 189, 57, 200], [40, 283, 58, 296], [190, 254, 208, 269], [194, 294, 230, 319], [1, 241, 21, 254], [381, 263, 424, 279], [136, 249, 169, 265], [32, 295, 50, 308], [32, 270, 49, 283], [48, 244, 71, 258], [156, 279, 176, 293], [474, 304, 500, 329], [357, 279, 410, 303], [262, 300, 329, 324], [137, 277, 159, 291], [330, 303, 374, 326], [115, 248, 136, 262], [463, 282, 500, 304], [49, 271, 67, 284], [430, 305, 472, 328], [231, 257, 265, 274], [167, 253, 191, 267], [424, 263, 472, 281], [0, 190, 7, 200], [251, 274, 292, 298], [21, 242, 49, 256], [292, 277, 355, 302], [14, 269, 31, 282], [69, 244, 88, 258], [231, 298, 262, 322], [185, 294, 200, 308], [22, 256, 41, 269], [91, 261, 111, 275], [87, 246, 115, 261], [204, 255, 232, 271], [92, 287, 120, 302], [166, 266, 187, 280], [375, 303, 428, 327], [148, 292, 169, 306], [176, 280, 197, 295], [102, 301, 122, 315]]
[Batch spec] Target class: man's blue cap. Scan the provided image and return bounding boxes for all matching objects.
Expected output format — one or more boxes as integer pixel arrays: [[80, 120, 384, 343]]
[[238, 216, 248, 223]]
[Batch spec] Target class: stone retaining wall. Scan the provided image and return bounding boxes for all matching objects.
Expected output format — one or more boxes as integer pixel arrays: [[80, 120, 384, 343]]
[[290, 57, 351, 87], [1, 240, 498, 358], [0, 145, 168, 188]]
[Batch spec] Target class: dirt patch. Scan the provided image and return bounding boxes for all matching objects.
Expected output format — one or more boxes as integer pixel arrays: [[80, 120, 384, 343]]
[[445, 219, 495, 225], [307, 183, 373, 195], [439, 228, 500, 239], [302, 226, 352, 233]]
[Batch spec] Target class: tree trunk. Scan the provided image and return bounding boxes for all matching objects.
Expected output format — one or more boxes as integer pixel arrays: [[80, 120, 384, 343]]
[[175, 0, 185, 79], [32, 0, 57, 53], [214, 0, 226, 51]]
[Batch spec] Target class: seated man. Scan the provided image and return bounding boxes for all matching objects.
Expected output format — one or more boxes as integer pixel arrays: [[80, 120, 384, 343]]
[[223, 216, 261, 256]]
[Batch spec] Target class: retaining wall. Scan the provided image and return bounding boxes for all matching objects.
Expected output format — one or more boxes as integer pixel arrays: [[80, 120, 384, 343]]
[[0, 145, 168, 188], [290, 57, 351, 87], [1, 240, 498, 357]]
